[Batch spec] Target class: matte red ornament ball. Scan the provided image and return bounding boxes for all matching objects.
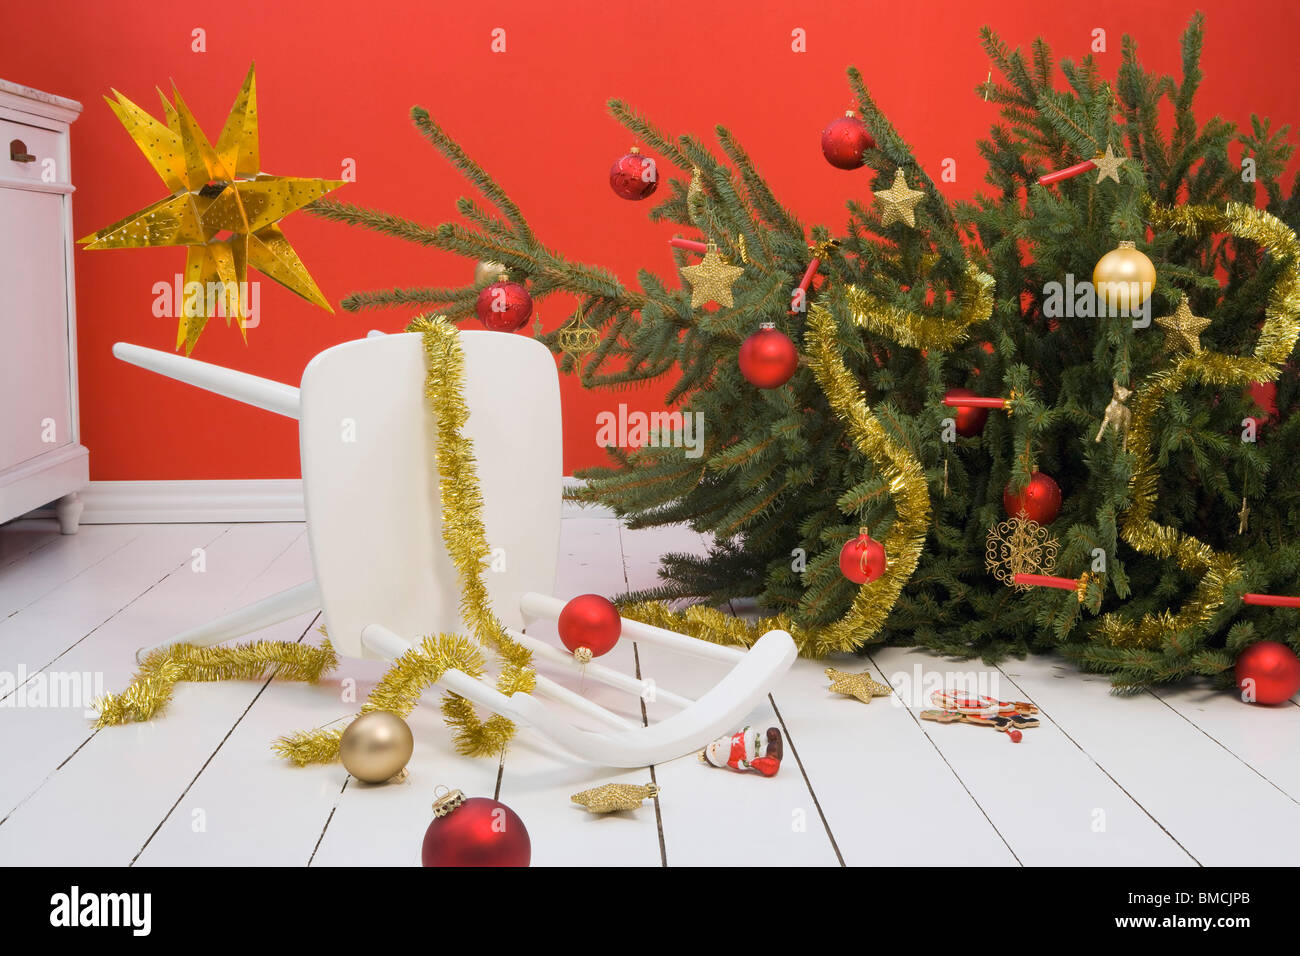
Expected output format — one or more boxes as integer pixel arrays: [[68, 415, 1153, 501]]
[[739, 324, 799, 389], [1235, 641, 1300, 705], [558, 593, 622, 659], [839, 531, 887, 584], [943, 387, 990, 437], [820, 111, 874, 170], [421, 797, 531, 867], [474, 278, 533, 332], [609, 147, 658, 200], [1002, 470, 1062, 524]]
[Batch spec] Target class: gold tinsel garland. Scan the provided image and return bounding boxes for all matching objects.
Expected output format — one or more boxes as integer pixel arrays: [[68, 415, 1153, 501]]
[[276, 315, 536, 761], [843, 263, 995, 351], [1096, 202, 1300, 648], [622, 303, 932, 656], [95, 640, 339, 727]]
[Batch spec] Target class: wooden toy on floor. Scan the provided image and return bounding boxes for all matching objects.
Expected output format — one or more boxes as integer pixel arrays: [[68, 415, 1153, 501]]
[[920, 691, 1039, 743]]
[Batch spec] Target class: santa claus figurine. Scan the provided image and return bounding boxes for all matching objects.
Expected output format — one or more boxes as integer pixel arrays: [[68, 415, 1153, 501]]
[[700, 725, 783, 777]]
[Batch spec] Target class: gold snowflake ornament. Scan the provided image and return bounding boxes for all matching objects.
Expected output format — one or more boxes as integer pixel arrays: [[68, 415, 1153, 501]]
[[985, 510, 1061, 590]]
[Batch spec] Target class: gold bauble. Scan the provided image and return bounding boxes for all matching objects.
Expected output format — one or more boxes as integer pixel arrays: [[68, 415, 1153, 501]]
[[474, 260, 507, 287], [339, 711, 414, 783], [1093, 241, 1156, 311]]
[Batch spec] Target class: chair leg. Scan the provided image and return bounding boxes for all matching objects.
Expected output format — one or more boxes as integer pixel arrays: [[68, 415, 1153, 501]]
[[135, 579, 322, 662]]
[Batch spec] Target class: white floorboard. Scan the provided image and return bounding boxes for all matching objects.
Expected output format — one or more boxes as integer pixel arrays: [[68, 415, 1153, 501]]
[[1, 515, 1297, 866]]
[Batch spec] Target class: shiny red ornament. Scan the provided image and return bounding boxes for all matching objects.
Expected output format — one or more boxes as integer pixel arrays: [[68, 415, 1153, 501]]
[[1235, 641, 1300, 705], [422, 795, 531, 867], [474, 277, 533, 332], [739, 323, 799, 389], [839, 530, 887, 584], [609, 147, 658, 200], [1002, 470, 1062, 524], [820, 111, 874, 170], [558, 593, 622, 659], [944, 387, 990, 437]]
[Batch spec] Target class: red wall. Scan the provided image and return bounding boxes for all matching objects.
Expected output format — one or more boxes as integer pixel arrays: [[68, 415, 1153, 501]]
[[2, 0, 1296, 478]]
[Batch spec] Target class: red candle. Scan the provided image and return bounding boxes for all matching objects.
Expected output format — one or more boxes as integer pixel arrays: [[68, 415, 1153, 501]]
[[943, 395, 1009, 409], [1014, 573, 1079, 591], [1037, 159, 1097, 186], [669, 237, 708, 254], [1243, 593, 1300, 608], [797, 257, 820, 295]]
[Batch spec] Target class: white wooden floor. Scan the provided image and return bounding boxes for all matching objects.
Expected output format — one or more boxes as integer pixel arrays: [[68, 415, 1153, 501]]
[[0, 515, 1297, 867]]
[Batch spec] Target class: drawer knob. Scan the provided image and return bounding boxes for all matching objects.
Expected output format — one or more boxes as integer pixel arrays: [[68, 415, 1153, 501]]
[[9, 139, 36, 163]]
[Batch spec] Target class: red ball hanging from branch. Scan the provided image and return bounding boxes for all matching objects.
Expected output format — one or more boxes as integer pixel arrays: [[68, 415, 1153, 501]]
[[609, 146, 658, 200], [839, 529, 887, 584], [558, 593, 622, 662], [421, 789, 531, 867], [1235, 641, 1300, 705], [474, 276, 533, 332], [1002, 469, 1062, 525], [739, 322, 799, 389], [943, 388, 991, 437], [820, 110, 874, 170]]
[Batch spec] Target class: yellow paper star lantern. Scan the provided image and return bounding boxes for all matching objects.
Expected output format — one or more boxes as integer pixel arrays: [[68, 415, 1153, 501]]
[[79, 63, 344, 353]]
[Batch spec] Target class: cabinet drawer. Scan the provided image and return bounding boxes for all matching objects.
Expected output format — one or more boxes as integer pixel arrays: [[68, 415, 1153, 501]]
[[1, 115, 68, 185]]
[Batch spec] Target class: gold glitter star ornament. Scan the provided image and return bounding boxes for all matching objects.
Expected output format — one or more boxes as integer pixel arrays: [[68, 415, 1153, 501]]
[[1092, 143, 1128, 184], [873, 168, 926, 227], [681, 241, 744, 308], [1155, 296, 1212, 354], [825, 667, 891, 703], [570, 781, 660, 813], [79, 63, 344, 353]]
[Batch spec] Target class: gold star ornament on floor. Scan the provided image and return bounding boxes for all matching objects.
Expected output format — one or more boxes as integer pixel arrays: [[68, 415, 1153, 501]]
[[681, 241, 744, 308], [826, 667, 892, 704], [1155, 296, 1212, 354], [1092, 143, 1128, 184], [873, 168, 926, 228], [79, 63, 344, 353], [570, 781, 660, 813]]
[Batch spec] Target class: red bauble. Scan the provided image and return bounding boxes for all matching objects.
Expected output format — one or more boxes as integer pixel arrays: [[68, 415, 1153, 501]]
[[944, 387, 990, 437], [820, 111, 874, 170], [474, 278, 533, 332], [609, 147, 658, 200], [558, 593, 622, 659], [1235, 641, 1300, 705], [739, 323, 799, 389], [422, 795, 531, 867], [1002, 471, 1062, 524], [839, 531, 887, 584]]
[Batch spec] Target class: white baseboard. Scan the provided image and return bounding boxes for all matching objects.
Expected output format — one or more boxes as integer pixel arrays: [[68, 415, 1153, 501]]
[[22, 477, 615, 524]]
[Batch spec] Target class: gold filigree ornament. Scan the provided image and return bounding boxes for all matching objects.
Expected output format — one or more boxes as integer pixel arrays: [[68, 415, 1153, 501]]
[[985, 510, 1061, 590], [557, 304, 602, 361]]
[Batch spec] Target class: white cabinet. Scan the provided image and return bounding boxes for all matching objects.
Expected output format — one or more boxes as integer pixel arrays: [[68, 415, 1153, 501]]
[[0, 80, 87, 533]]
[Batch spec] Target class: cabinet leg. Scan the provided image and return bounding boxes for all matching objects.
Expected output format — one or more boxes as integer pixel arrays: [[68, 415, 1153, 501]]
[[54, 492, 84, 535]]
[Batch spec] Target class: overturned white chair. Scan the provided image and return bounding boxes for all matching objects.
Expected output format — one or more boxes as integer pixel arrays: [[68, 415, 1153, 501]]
[[113, 330, 796, 767]]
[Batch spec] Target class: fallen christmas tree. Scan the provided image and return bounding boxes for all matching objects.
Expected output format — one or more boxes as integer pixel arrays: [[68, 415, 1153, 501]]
[[309, 13, 1300, 691]]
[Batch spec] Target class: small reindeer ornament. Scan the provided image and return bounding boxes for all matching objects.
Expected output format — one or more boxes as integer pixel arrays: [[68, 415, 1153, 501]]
[[1094, 379, 1133, 450]]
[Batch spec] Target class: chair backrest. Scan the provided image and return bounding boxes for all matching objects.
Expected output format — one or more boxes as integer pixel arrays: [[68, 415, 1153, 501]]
[[298, 330, 562, 658]]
